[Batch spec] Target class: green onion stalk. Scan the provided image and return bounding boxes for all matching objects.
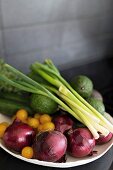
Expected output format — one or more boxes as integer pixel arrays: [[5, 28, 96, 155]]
[[0, 59, 113, 139]]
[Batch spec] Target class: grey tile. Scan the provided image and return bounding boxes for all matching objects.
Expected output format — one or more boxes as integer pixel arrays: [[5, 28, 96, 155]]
[[0, 17, 2, 29], [1, 0, 66, 28], [0, 0, 3, 29], [3, 23, 63, 55], [0, 30, 4, 56], [5, 51, 43, 73], [3, 15, 113, 56], [61, 17, 113, 46], [1, 0, 113, 28], [62, 0, 113, 20], [42, 36, 113, 69], [100, 15, 113, 35], [6, 35, 113, 72]]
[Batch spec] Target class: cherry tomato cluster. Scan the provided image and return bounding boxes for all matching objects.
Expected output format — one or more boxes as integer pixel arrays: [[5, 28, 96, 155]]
[[0, 109, 55, 159]]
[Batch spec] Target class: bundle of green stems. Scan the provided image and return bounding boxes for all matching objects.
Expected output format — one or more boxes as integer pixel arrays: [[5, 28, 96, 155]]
[[0, 59, 113, 139]]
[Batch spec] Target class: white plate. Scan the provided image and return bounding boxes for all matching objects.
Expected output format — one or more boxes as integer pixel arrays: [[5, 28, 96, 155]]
[[0, 113, 113, 168]]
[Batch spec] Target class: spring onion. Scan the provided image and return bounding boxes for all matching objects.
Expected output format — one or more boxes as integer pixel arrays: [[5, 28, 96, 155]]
[[0, 59, 113, 139]]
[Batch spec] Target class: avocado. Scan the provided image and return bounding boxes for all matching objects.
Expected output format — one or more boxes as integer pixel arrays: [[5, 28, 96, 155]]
[[87, 97, 105, 114], [71, 75, 93, 98], [91, 89, 103, 101], [30, 94, 58, 114]]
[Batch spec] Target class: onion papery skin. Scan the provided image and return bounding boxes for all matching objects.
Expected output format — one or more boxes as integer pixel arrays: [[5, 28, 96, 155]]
[[53, 114, 74, 134], [66, 128, 95, 158], [3, 119, 36, 152], [33, 131, 67, 162], [96, 132, 113, 145]]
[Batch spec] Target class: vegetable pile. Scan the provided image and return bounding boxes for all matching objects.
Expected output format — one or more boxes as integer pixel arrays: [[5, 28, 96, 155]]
[[0, 58, 113, 163]]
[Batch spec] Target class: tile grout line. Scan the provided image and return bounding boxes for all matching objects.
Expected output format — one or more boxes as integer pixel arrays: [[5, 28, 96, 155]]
[[1, 9, 113, 31], [4, 32, 113, 57]]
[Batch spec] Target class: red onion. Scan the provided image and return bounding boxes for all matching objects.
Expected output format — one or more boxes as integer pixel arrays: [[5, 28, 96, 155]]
[[66, 128, 95, 158], [33, 131, 67, 162], [3, 119, 35, 152], [53, 114, 74, 133], [96, 132, 113, 145]]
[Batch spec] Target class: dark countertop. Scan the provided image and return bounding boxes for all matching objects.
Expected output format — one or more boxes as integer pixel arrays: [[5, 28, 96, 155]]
[[61, 57, 113, 91], [0, 57, 113, 170]]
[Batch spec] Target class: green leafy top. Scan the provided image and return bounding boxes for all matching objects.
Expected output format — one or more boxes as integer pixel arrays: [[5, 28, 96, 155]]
[[0, 58, 21, 93]]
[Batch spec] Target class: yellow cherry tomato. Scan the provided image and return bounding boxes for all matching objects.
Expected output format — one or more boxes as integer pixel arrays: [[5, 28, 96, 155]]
[[0, 123, 8, 138], [37, 124, 43, 132], [16, 109, 28, 121], [21, 146, 33, 159], [1, 122, 9, 127], [39, 114, 52, 124], [41, 122, 55, 132], [34, 113, 41, 120], [28, 118, 39, 129]]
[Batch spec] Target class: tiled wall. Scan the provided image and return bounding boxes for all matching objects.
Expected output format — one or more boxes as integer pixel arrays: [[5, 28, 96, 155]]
[[0, 0, 113, 72]]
